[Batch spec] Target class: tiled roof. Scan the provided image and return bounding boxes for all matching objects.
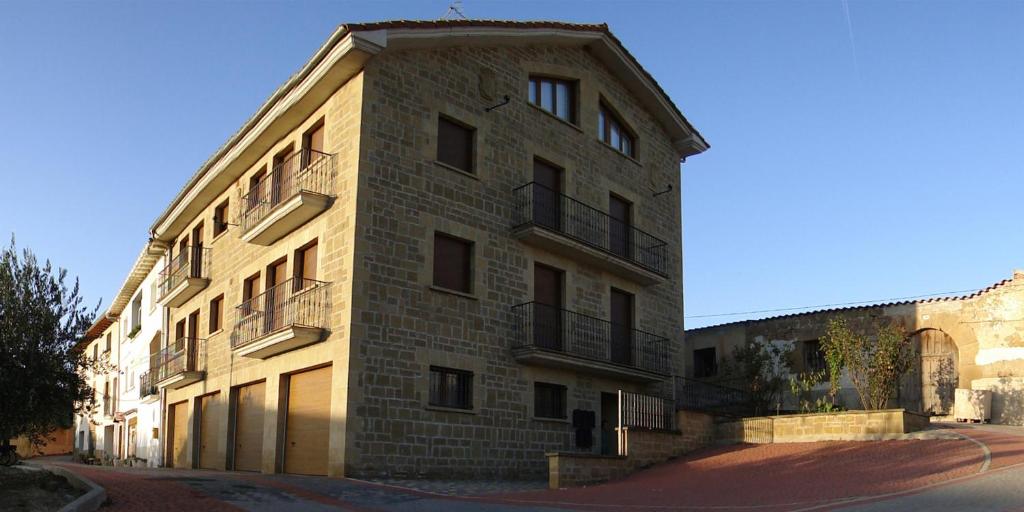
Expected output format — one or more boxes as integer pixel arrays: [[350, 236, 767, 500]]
[[686, 277, 1015, 332]]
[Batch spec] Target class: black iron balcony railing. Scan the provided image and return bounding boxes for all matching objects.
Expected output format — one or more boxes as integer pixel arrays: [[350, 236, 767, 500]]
[[139, 371, 158, 398], [511, 301, 670, 375], [240, 149, 335, 233], [151, 337, 205, 383], [157, 246, 210, 300], [231, 277, 330, 350], [511, 182, 668, 275]]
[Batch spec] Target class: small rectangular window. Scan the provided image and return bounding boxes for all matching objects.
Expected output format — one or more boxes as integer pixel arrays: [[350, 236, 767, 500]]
[[598, 103, 636, 157], [209, 295, 224, 333], [433, 233, 473, 293], [429, 366, 473, 409], [803, 339, 828, 376], [213, 200, 229, 237], [436, 116, 474, 173], [529, 76, 576, 123], [105, 333, 111, 352], [131, 294, 142, 332], [693, 347, 718, 378], [534, 382, 567, 419]]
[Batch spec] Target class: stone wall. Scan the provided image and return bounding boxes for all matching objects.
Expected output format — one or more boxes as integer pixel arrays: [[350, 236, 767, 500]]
[[718, 409, 928, 444]]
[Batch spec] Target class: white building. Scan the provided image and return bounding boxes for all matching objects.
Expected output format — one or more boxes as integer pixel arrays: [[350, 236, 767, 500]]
[[74, 241, 167, 466]]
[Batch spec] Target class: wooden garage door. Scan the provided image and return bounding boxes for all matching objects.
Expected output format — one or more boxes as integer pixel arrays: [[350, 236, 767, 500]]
[[198, 393, 220, 470], [233, 382, 265, 472], [284, 366, 331, 475], [170, 401, 189, 469]]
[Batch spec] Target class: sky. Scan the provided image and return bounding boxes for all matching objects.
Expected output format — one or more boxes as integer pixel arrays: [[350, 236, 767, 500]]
[[1, 1, 1023, 329]]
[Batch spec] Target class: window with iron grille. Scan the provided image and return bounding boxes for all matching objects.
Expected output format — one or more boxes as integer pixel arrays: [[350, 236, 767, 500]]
[[436, 115, 475, 173], [528, 76, 577, 123], [534, 382, 567, 419], [803, 339, 828, 377], [429, 366, 473, 410], [693, 347, 718, 378]]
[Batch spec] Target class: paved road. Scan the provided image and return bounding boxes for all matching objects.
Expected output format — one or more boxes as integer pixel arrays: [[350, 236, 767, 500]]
[[36, 424, 1024, 511]]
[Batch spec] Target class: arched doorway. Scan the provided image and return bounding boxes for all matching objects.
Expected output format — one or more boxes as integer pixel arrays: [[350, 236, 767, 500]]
[[918, 329, 958, 415]]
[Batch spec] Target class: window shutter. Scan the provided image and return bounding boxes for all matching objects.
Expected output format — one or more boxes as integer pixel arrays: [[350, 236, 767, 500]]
[[436, 117, 474, 173]]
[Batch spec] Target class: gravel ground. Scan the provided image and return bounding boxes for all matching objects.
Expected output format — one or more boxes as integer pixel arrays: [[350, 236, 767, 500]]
[[0, 464, 83, 512]]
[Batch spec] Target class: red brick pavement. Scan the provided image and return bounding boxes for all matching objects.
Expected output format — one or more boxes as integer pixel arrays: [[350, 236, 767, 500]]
[[52, 463, 243, 512], [487, 439, 985, 511]]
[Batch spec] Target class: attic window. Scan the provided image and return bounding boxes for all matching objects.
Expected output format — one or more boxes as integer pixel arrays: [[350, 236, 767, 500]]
[[528, 76, 577, 124], [598, 103, 635, 157]]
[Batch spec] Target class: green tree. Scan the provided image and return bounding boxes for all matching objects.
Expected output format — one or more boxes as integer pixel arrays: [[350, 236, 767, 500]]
[[721, 339, 794, 415], [0, 238, 98, 464], [820, 317, 922, 410]]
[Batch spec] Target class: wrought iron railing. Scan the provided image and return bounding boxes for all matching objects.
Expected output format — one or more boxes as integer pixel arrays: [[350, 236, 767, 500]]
[[674, 376, 756, 417], [151, 337, 205, 383], [139, 371, 158, 398], [231, 277, 330, 349], [240, 149, 335, 233], [511, 301, 670, 375], [620, 390, 675, 431], [511, 182, 668, 275], [157, 246, 210, 300]]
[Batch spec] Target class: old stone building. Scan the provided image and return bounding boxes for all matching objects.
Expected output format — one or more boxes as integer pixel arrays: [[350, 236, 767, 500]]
[[686, 270, 1024, 425], [127, 20, 706, 479]]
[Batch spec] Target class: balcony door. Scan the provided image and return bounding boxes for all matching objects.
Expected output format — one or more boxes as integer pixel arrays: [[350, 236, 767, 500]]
[[610, 288, 633, 365], [534, 263, 563, 351], [265, 259, 288, 334], [247, 169, 265, 214], [190, 222, 204, 279], [533, 159, 562, 230], [272, 148, 296, 207], [609, 195, 631, 258], [302, 124, 325, 170], [187, 310, 200, 372]]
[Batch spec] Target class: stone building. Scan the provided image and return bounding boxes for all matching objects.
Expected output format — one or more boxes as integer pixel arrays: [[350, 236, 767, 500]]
[[685, 270, 1024, 425], [119, 20, 707, 479]]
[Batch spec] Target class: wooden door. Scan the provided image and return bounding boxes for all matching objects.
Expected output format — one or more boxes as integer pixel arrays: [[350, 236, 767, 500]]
[[609, 195, 631, 258], [198, 393, 220, 470], [610, 289, 633, 365], [600, 392, 618, 456], [190, 222, 204, 278], [265, 260, 288, 333], [272, 148, 296, 206], [534, 264, 563, 351], [284, 366, 332, 475], [303, 125, 325, 169], [533, 159, 562, 230], [169, 401, 189, 469], [247, 169, 265, 214], [920, 330, 958, 415], [233, 382, 265, 472]]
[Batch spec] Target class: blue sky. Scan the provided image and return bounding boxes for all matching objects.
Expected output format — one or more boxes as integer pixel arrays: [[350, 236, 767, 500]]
[[1, 1, 1022, 328]]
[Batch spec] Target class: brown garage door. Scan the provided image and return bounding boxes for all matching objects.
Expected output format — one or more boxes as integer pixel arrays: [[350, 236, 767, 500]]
[[170, 401, 189, 469], [198, 393, 220, 470], [233, 382, 265, 472], [284, 366, 331, 475]]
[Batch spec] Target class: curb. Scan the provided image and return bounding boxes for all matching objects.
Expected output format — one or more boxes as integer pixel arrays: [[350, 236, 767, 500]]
[[26, 462, 106, 512]]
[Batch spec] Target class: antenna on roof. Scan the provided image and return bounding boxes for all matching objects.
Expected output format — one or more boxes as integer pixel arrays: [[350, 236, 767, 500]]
[[442, 1, 467, 20]]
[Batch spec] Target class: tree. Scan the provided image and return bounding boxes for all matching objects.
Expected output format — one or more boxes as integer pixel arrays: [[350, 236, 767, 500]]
[[820, 317, 922, 410], [0, 238, 98, 464], [720, 338, 794, 415]]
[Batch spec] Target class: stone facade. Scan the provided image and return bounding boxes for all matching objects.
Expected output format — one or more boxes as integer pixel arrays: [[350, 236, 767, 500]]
[[686, 270, 1024, 425], [119, 22, 707, 480]]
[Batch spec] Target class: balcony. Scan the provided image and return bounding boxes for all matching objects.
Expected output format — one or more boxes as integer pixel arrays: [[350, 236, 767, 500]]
[[231, 277, 330, 359], [139, 371, 159, 404], [511, 183, 668, 285], [511, 301, 670, 382], [152, 337, 206, 390], [240, 149, 335, 245], [157, 246, 210, 308]]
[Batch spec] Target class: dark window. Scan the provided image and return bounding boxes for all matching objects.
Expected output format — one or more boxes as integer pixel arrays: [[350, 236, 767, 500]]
[[528, 76, 576, 123], [213, 200, 229, 236], [598, 103, 635, 157], [92, 344, 97, 360], [131, 294, 142, 331], [429, 366, 473, 409], [436, 116, 474, 173], [803, 339, 828, 375], [693, 347, 718, 378], [534, 382, 567, 419], [105, 333, 111, 352], [433, 233, 472, 293], [209, 295, 224, 333]]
